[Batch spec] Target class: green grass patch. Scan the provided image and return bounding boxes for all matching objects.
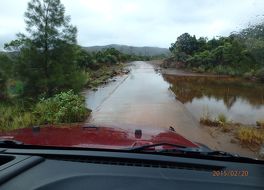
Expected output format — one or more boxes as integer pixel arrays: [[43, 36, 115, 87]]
[[0, 103, 35, 131]]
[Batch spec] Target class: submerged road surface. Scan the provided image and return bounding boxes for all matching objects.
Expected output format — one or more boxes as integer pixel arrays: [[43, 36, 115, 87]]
[[83, 61, 219, 149]]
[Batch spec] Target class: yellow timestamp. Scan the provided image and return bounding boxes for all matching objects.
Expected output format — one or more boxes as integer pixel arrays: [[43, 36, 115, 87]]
[[212, 170, 249, 176]]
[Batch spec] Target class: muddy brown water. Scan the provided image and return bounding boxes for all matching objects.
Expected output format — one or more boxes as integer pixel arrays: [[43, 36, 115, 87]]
[[164, 75, 264, 125]]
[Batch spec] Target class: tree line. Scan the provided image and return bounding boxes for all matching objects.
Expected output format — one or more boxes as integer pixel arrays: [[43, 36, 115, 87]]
[[168, 21, 264, 81], [0, 0, 152, 100]]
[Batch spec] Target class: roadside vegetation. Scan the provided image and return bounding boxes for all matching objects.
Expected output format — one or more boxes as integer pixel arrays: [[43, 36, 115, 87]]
[[165, 21, 264, 82], [0, 102, 35, 131], [0, 0, 155, 131], [200, 110, 264, 150], [34, 90, 91, 124]]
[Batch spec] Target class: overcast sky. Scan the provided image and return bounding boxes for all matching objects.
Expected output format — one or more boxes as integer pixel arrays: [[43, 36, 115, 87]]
[[0, 0, 263, 48]]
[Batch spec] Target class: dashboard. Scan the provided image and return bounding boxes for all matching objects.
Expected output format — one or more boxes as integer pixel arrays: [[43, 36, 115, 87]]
[[0, 147, 263, 190]]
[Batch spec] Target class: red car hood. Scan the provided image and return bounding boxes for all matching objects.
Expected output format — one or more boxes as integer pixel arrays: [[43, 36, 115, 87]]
[[0, 124, 199, 149]]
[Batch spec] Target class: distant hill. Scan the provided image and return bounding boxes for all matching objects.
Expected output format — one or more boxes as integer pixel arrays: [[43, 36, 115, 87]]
[[83, 44, 170, 56]]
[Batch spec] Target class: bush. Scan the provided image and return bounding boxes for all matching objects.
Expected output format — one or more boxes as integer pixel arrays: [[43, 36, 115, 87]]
[[256, 68, 264, 82], [34, 90, 91, 124], [243, 71, 253, 79]]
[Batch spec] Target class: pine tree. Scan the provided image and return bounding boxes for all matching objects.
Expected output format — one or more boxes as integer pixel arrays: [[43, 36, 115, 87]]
[[5, 0, 85, 96]]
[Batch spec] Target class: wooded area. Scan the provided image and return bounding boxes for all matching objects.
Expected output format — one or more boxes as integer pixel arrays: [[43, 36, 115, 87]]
[[167, 22, 264, 81]]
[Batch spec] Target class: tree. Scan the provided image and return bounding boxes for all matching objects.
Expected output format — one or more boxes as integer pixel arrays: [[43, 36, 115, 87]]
[[0, 53, 14, 99], [197, 37, 207, 51], [0, 70, 7, 99], [104, 48, 122, 63], [5, 0, 84, 96], [0, 53, 13, 77], [170, 33, 198, 55], [240, 21, 264, 67]]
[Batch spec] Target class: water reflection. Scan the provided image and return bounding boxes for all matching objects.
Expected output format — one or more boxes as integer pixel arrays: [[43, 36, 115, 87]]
[[164, 75, 264, 124]]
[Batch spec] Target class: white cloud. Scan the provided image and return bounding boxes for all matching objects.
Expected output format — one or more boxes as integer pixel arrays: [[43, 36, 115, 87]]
[[0, 0, 263, 48]]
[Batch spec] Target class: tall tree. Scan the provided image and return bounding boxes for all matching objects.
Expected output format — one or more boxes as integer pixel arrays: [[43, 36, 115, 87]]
[[5, 0, 84, 96], [170, 33, 198, 55]]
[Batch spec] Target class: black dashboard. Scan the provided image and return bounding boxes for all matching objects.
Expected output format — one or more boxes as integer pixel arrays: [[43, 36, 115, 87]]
[[0, 147, 263, 190]]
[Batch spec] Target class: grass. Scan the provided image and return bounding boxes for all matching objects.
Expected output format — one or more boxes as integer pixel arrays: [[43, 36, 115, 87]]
[[200, 117, 221, 126], [199, 109, 227, 127], [200, 109, 264, 148], [0, 103, 35, 131], [256, 120, 264, 128], [220, 124, 232, 133], [217, 113, 228, 124], [237, 127, 264, 146]]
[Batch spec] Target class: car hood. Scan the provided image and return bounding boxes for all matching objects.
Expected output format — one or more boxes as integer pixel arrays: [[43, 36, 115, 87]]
[[0, 124, 199, 149]]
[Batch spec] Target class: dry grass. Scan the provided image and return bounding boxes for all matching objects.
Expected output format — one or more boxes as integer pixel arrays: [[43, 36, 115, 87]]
[[200, 118, 221, 126], [220, 124, 232, 133], [200, 107, 222, 126], [236, 127, 264, 146], [200, 109, 264, 152], [199, 111, 227, 127], [217, 113, 228, 124]]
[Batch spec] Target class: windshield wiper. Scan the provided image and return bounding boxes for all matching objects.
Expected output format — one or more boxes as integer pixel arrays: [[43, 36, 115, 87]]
[[127, 142, 256, 160], [0, 139, 24, 146], [128, 142, 188, 152]]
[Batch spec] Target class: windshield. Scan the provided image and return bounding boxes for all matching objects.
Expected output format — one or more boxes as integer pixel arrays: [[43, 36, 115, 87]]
[[0, 0, 263, 161]]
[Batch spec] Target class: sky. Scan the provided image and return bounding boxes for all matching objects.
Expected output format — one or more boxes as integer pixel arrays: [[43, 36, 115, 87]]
[[0, 0, 263, 49]]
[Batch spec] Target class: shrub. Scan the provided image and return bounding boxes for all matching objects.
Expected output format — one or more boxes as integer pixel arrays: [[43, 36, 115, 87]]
[[243, 72, 253, 79], [237, 127, 264, 145], [34, 90, 91, 124], [256, 68, 264, 82]]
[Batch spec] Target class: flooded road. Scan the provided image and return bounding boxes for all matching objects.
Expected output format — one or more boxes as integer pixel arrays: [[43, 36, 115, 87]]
[[83, 61, 219, 148], [82, 61, 264, 157]]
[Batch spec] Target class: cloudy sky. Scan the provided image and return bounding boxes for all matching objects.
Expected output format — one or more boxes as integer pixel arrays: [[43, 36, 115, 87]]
[[0, 0, 263, 48]]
